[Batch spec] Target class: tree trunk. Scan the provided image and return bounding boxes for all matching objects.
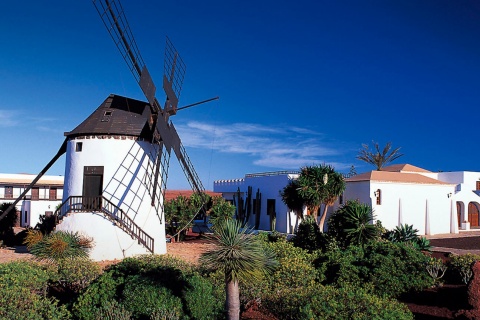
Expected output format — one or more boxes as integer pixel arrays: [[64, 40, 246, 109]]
[[318, 204, 329, 232], [226, 279, 240, 320]]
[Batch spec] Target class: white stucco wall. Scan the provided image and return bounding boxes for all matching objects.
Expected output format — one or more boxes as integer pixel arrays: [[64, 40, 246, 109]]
[[58, 137, 166, 261], [333, 180, 456, 235], [214, 172, 299, 233]]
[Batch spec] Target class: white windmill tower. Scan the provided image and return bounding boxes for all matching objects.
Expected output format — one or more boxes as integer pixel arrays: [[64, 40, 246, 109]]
[[1, 0, 216, 261]]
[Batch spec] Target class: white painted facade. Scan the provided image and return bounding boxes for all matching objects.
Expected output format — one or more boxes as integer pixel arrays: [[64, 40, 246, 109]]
[[0, 173, 63, 227], [215, 165, 480, 237], [56, 136, 166, 261], [332, 165, 480, 235], [214, 172, 303, 234]]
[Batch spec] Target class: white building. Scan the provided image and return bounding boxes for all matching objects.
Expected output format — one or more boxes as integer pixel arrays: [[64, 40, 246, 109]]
[[215, 164, 480, 236], [214, 171, 302, 234], [0, 173, 63, 227]]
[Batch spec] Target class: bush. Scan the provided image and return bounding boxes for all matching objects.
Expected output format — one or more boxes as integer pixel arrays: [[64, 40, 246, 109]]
[[300, 286, 413, 320], [23, 229, 44, 250], [55, 258, 101, 292], [0, 286, 71, 320], [0, 203, 17, 246], [0, 261, 71, 320], [263, 240, 320, 291], [449, 253, 480, 284], [263, 285, 413, 320], [315, 241, 433, 298], [292, 216, 325, 252], [0, 261, 54, 294], [73, 255, 223, 320], [72, 270, 122, 320], [121, 275, 184, 319]]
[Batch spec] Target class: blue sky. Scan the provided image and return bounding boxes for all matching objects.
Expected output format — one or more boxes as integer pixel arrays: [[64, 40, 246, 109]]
[[1, 1, 479, 190]]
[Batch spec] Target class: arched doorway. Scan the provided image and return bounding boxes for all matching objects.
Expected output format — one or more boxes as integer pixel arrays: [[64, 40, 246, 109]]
[[457, 202, 462, 227], [468, 202, 480, 227]]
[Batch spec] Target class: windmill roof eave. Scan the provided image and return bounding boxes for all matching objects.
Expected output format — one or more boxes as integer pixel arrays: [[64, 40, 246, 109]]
[[65, 94, 154, 139]]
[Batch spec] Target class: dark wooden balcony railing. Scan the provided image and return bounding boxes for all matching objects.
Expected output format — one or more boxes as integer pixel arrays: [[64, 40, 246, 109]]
[[55, 196, 154, 253]]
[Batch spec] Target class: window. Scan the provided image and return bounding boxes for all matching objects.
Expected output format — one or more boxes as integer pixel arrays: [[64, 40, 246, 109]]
[[76, 142, 83, 152], [339, 193, 344, 205], [476, 181, 480, 191], [49, 188, 57, 200], [31, 187, 39, 200], [4, 186, 13, 199], [375, 189, 381, 205], [24, 211, 28, 224]]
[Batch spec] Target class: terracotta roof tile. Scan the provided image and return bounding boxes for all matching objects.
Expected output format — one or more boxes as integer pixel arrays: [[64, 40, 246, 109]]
[[346, 171, 449, 185]]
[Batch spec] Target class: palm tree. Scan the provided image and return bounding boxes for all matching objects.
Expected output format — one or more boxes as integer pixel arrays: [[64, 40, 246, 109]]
[[356, 141, 403, 170], [199, 219, 277, 320], [297, 164, 346, 232], [280, 179, 304, 227]]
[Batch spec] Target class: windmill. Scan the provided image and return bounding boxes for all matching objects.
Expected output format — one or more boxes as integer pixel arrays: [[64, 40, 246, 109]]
[[1, 0, 215, 260]]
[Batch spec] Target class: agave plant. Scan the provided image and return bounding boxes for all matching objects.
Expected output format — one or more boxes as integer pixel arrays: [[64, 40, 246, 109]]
[[386, 224, 419, 243], [29, 231, 93, 262]]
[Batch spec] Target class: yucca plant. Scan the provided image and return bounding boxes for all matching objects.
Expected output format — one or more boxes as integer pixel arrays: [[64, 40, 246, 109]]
[[343, 202, 378, 247], [23, 229, 44, 250], [30, 231, 93, 262], [200, 219, 278, 320]]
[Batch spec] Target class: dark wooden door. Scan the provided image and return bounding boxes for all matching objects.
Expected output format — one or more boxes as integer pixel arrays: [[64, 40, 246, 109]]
[[468, 203, 479, 227], [83, 166, 104, 211], [457, 202, 461, 227]]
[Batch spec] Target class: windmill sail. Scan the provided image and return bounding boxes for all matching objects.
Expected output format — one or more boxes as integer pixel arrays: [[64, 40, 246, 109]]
[[93, 0, 206, 209]]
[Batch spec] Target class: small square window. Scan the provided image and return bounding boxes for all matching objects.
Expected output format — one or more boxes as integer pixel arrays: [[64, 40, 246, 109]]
[[104, 111, 112, 116], [76, 142, 83, 152]]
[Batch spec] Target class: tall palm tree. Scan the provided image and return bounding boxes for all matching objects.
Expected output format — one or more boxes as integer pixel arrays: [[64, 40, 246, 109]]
[[280, 179, 304, 225], [199, 219, 277, 320], [297, 164, 346, 232], [356, 141, 403, 170]]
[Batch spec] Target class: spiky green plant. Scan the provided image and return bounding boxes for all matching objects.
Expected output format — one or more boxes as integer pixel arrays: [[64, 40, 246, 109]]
[[30, 231, 93, 262], [199, 219, 278, 320], [386, 224, 419, 243], [343, 202, 379, 247]]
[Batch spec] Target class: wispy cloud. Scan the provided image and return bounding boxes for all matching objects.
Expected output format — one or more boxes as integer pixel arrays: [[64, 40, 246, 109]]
[[0, 109, 19, 127], [176, 121, 351, 170]]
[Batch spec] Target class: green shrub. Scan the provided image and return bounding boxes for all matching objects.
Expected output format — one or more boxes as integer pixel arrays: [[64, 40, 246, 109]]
[[0, 203, 17, 246], [299, 286, 413, 320], [55, 258, 101, 292], [315, 241, 432, 298], [72, 270, 123, 320], [74, 254, 223, 320], [449, 253, 480, 284], [88, 300, 132, 320], [0, 261, 54, 294], [183, 273, 223, 320], [292, 216, 324, 252], [265, 240, 320, 290], [263, 285, 413, 320], [121, 275, 184, 319], [0, 286, 71, 320], [358, 241, 432, 297]]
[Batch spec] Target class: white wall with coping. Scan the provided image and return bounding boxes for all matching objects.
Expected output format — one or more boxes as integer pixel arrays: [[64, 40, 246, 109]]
[[58, 137, 166, 261], [214, 172, 301, 233]]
